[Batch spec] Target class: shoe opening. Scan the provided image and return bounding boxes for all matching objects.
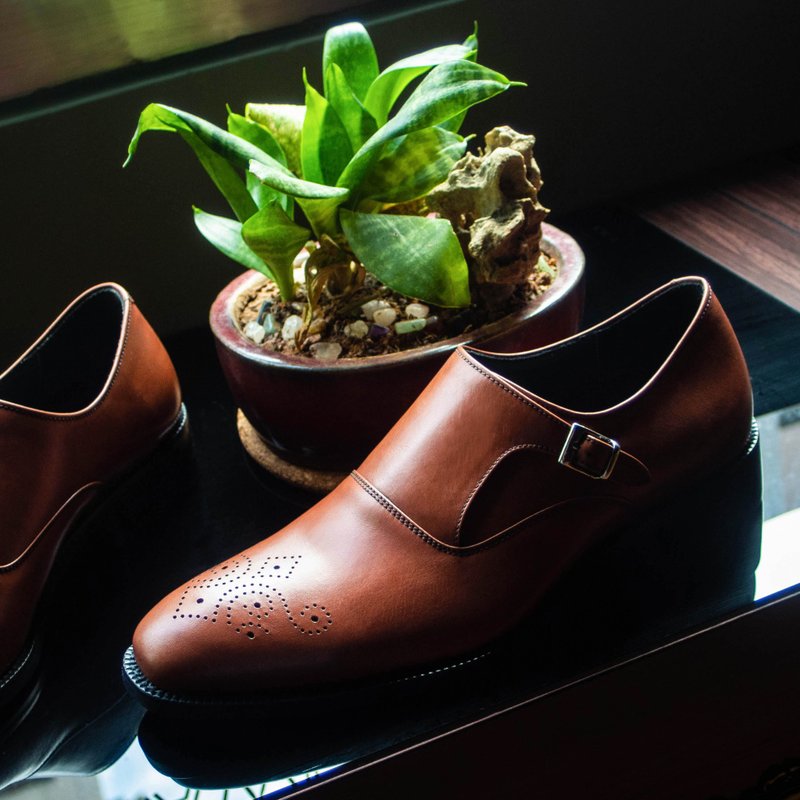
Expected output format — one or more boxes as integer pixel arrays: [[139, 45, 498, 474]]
[[0, 286, 125, 413], [472, 280, 707, 412]]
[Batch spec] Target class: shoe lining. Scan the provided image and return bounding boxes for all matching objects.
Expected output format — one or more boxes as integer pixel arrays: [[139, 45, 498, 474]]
[[473, 282, 705, 412], [0, 288, 124, 413]]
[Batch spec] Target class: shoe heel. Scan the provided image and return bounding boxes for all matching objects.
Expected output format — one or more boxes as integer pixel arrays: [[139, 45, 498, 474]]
[[525, 421, 763, 661]]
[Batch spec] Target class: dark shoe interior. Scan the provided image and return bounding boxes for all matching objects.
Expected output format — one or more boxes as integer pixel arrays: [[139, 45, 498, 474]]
[[473, 281, 705, 412], [0, 287, 124, 413]]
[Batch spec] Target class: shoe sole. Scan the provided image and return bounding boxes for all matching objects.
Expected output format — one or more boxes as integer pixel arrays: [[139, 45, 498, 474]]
[[0, 404, 190, 712], [122, 419, 762, 719]]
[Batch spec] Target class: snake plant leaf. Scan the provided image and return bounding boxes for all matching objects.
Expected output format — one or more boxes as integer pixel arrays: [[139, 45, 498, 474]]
[[322, 22, 379, 103], [339, 61, 522, 193], [245, 170, 293, 214], [340, 209, 470, 307], [356, 127, 467, 205], [325, 63, 378, 153], [438, 27, 478, 134], [128, 103, 342, 204], [363, 40, 478, 126], [248, 160, 347, 238], [227, 109, 286, 166], [245, 103, 305, 176], [178, 131, 257, 222], [193, 207, 272, 276], [227, 110, 291, 210], [125, 103, 257, 221], [241, 201, 310, 300], [301, 71, 354, 186]]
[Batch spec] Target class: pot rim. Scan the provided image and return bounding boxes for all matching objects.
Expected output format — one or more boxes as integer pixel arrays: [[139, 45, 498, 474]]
[[209, 221, 584, 374]]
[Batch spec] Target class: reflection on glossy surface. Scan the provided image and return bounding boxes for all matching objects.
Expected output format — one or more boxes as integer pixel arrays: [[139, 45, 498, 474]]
[[0, 418, 194, 791]]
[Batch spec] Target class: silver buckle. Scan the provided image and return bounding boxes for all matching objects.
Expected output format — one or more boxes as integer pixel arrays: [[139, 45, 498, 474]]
[[558, 423, 620, 480]]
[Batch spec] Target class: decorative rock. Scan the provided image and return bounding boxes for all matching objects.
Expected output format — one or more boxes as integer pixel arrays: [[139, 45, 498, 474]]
[[309, 342, 342, 361], [369, 324, 390, 339], [261, 312, 277, 335], [361, 299, 390, 319], [256, 300, 273, 324], [394, 318, 426, 335], [373, 307, 397, 327], [281, 314, 303, 341], [292, 248, 310, 269], [243, 320, 267, 344], [308, 318, 326, 335], [405, 303, 429, 319], [344, 320, 369, 339]]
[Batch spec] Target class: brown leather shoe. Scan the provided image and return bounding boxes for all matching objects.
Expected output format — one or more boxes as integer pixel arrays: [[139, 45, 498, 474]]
[[125, 276, 758, 712], [0, 283, 184, 706]]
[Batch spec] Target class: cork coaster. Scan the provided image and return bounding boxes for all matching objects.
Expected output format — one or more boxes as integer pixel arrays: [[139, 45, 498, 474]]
[[236, 410, 347, 494]]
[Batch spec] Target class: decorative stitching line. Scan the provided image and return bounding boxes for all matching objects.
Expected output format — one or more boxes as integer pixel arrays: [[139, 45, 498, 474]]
[[457, 349, 558, 425], [472, 278, 708, 363], [351, 470, 621, 557], [455, 443, 553, 545]]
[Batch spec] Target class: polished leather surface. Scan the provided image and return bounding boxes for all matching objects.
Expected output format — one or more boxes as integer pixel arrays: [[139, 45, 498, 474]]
[[0, 283, 182, 678], [132, 276, 753, 695]]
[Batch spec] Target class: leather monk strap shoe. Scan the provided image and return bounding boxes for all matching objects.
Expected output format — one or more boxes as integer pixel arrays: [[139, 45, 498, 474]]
[[0, 283, 185, 708], [125, 276, 760, 714]]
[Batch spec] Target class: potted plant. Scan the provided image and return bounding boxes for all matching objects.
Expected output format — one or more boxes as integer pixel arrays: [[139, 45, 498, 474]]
[[125, 21, 584, 490]]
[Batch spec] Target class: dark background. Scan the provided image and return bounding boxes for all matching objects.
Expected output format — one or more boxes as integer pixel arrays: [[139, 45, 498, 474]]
[[1, 0, 798, 364]]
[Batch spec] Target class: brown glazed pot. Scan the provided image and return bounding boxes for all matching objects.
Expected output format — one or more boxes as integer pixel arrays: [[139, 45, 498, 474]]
[[210, 222, 585, 475]]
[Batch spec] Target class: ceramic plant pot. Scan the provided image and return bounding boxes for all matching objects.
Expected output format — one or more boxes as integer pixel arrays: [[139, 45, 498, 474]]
[[210, 222, 585, 490]]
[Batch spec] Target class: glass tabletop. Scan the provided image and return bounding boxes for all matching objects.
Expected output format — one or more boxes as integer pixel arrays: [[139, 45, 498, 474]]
[[1, 209, 798, 800]]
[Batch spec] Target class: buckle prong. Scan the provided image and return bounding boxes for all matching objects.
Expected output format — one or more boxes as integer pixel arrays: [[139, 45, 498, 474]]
[[558, 423, 620, 480]]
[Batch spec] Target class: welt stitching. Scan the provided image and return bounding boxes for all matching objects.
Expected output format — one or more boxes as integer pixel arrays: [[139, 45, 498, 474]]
[[455, 443, 553, 544]]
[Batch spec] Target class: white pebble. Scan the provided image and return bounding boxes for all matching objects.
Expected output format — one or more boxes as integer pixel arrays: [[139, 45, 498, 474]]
[[373, 307, 397, 327], [243, 320, 266, 344], [361, 299, 390, 319], [292, 248, 310, 269], [281, 314, 303, 341], [309, 342, 342, 361], [405, 302, 430, 319], [344, 320, 369, 339]]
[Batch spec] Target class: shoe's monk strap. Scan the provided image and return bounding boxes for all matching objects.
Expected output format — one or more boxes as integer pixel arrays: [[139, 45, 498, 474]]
[[558, 422, 621, 480]]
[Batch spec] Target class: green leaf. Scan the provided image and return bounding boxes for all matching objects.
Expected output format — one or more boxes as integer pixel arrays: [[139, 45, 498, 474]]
[[301, 71, 353, 186], [249, 160, 347, 238], [227, 109, 286, 166], [178, 131, 256, 222], [341, 209, 470, 307], [322, 22, 378, 102], [325, 63, 378, 152], [246, 170, 292, 214], [363, 42, 477, 126], [227, 110, 290, 210], [241, 201, 310, 300], [245, 102, 305, 176], [357, 127, 467, 205], [339, 60, 522, 192], [128, 104, 340, 203], [193, 207, 273, 277]]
